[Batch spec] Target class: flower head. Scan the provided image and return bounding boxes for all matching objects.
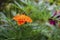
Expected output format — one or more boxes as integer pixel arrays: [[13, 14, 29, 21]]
[[49, 10, 60, 26], [49, 19, 57, 25], [13, 14, 32, 25]]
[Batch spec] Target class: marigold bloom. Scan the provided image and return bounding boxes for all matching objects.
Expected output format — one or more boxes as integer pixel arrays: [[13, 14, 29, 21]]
[[13, 14, 32, 25]]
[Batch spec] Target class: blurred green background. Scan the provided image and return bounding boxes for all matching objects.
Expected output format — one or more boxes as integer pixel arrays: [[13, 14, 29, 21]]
[[0, 0, 60, 40]]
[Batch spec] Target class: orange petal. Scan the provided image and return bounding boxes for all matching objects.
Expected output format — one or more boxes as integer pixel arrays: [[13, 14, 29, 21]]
[[25, 16, 32, 23], [17, 20, 25, 25], [13, 14, 21, 21]]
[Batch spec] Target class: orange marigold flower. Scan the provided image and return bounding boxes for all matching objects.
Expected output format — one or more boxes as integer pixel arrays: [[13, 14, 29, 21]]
[[13, 14, 32, 25]]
